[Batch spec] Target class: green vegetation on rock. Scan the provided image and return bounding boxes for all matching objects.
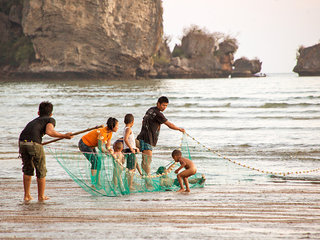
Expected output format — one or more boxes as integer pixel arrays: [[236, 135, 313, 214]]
[[172, 46, 186, 58], [0, 36, 35, 67], [0, 0, 23, 15], [153, 54, 170, 66]]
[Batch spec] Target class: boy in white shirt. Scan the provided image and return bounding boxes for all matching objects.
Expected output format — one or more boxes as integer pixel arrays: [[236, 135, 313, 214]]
[[123, 114, 142, 190]]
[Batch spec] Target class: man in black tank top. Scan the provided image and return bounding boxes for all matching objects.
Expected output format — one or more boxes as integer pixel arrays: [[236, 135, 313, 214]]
[[19, 101, 73, 201]]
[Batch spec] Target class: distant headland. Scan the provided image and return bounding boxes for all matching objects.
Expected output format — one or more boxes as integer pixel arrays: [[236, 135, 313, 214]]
[[1, 1, 263, 79]]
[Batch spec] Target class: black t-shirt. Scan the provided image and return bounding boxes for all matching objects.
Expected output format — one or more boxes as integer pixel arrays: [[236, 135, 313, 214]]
[[19, 116, 56, 144], [137, 107, 167, 146]]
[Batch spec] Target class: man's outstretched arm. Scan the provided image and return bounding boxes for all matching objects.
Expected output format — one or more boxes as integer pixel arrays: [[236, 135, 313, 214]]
[[164, 121, 185, 133]]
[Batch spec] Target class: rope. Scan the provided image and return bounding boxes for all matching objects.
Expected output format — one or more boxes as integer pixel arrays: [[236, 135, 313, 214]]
[[185, 133, 320, 176]]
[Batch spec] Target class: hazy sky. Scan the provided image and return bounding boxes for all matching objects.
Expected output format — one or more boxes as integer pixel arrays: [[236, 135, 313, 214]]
[[162, 0, 320, 73]]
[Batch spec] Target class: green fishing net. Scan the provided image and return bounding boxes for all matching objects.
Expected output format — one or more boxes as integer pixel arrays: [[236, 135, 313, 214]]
[[48, 134, 205, 197]]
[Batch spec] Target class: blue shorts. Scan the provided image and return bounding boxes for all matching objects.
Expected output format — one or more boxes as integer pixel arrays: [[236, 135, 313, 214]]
[[139, 139, 153, 151]]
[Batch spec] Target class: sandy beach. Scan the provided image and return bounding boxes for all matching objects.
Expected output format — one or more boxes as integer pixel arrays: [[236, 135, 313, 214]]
[[1, 177, 320, 239]]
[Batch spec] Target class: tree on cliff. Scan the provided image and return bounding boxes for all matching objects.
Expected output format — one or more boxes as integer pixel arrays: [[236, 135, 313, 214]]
[[169, 25, 238, 78], [172, 25, 238, 59]]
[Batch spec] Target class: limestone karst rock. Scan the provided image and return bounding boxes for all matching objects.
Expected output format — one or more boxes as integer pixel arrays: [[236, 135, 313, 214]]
[[293, 43, 320, 76], [232, 57, 262, 77], [1, 0, 163, 78]]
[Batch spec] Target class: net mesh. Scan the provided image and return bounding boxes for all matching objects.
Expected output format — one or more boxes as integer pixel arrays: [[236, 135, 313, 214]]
[[48, 134, 205, 197]]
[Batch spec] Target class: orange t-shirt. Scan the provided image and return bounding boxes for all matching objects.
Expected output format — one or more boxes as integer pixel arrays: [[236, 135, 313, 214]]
[[81, 127, 112, 147]]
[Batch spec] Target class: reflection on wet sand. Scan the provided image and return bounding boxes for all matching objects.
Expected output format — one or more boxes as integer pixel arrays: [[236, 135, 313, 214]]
[[1, 179, 320, 239]]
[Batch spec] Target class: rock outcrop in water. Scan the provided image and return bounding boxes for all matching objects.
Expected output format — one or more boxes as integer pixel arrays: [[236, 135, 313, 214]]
[[293, 43, 320, 76], [153, 27, 239, 78], [1, 0, 163, 78], [153, 26, 263, 78], [231, 57, 262, 77]]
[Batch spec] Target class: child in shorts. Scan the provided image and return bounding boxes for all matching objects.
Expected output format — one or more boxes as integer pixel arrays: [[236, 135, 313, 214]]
[[123, 114, 142, 191]]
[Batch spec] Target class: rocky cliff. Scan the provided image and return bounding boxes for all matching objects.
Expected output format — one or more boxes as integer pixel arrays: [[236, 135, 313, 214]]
[[0, 0, 35, 73], [293, 43, 320, 76], [1, 1, 263, 79], [1, 0, 163, 78]]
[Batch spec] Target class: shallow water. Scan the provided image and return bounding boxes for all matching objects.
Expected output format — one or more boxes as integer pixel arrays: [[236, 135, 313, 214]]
[[1, 73, 320, 182], [1, 74, 320, 239]]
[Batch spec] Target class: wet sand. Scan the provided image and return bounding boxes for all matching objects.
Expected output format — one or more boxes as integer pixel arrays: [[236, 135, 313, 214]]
[[1, 178, 320, 239]]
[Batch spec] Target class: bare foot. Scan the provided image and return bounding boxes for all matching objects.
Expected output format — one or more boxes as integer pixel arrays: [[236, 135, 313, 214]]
[[24, 195, 33, 201], [38, 196, 50, 202], [185, 189, 190, 192], [177, 189, 185, 192]]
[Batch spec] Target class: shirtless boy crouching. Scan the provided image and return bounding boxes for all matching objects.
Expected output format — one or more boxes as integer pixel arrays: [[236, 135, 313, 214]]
[[172, 149, 197, 192]]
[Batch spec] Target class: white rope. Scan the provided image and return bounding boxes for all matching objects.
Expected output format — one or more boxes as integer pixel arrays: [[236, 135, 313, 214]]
[[185, 133, 320, 176]]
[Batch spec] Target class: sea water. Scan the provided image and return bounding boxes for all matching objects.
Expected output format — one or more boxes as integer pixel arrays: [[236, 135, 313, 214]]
[[0, 73, 320, 184], [1, 74, 320, 239]]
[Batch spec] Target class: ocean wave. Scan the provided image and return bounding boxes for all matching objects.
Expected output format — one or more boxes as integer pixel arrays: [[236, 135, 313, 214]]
[[292, 95, 320, 100], [174, 102, 232, 108], [173, 102, 319, 109], [256, 116, 320, 120], [169, 96, 243, 101], [270, 175, 320, 182], [17, 103, 40, 107], [259, 102, 319, 108]]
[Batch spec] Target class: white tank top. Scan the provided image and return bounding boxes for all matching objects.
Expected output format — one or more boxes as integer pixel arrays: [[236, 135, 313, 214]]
[[123, 127, 136, 150]]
